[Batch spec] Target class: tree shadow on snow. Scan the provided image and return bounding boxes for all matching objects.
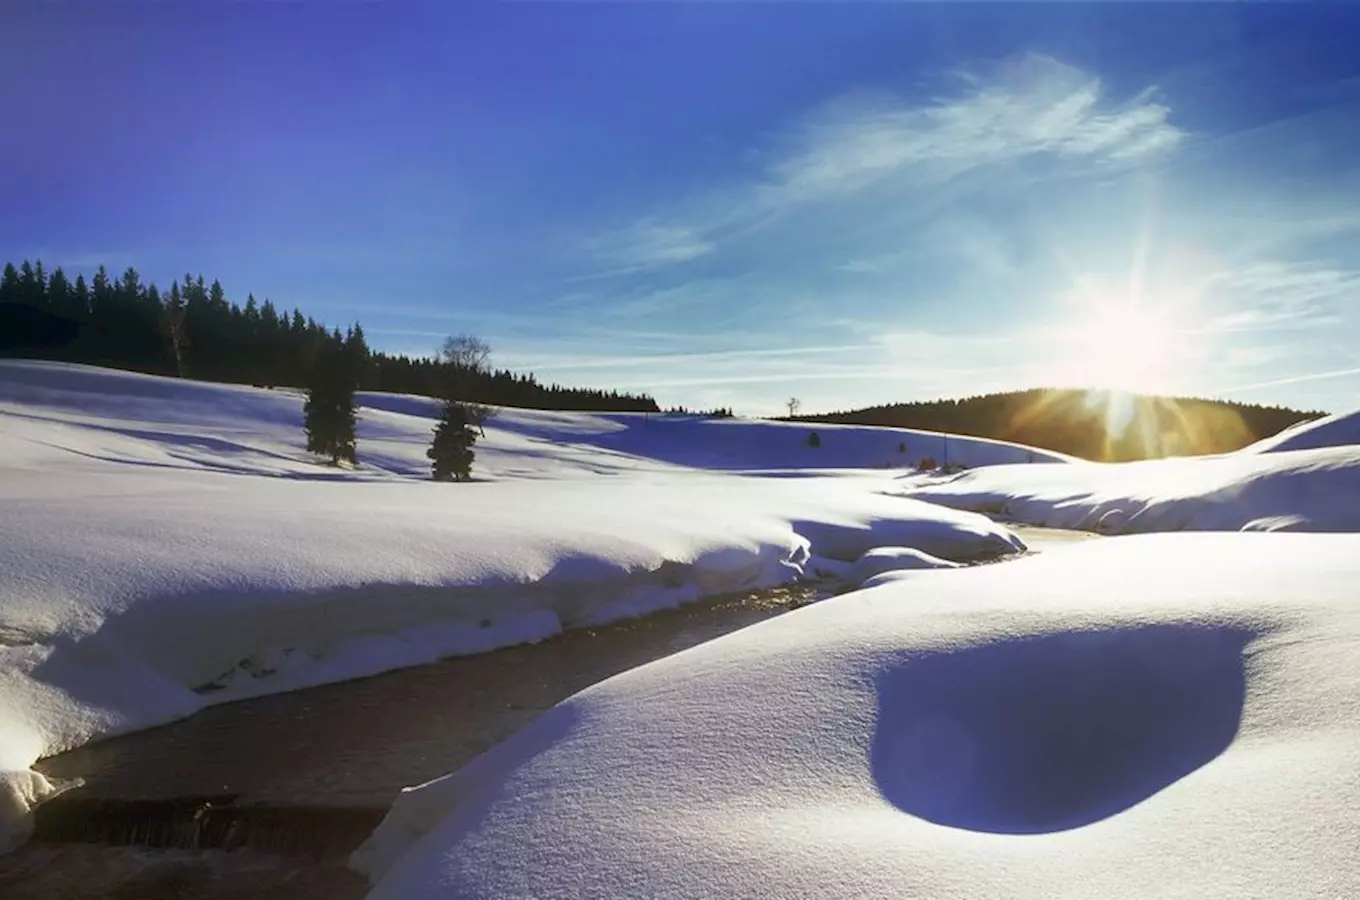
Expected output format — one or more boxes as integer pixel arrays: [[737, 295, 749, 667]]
[[870, 623, 1257, 834]]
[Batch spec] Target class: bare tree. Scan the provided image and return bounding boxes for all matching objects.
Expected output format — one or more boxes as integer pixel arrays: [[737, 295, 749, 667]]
[[439, 333, 496, 436], [786, 397, 801, 418], [440, 333, 491, 376], [464, 401, 495, 438]]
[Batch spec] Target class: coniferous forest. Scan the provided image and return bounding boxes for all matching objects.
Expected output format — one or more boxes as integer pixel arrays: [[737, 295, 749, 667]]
[[798, 389, 1326, 462], [0, 259, 659, 412]]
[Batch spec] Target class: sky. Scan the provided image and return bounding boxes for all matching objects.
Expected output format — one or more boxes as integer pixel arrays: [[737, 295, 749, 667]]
[[3, 3, 1360, 416]]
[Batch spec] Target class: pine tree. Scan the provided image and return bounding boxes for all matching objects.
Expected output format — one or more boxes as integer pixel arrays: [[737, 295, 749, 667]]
[[47, 267, 71, 315], [162, 282, 189, 377], [345, 323, 370, 383], [0, 263, 19, 297], [304, 333, 357, 465], [427, 400, 477, 481], [72, 274, 89, 314]]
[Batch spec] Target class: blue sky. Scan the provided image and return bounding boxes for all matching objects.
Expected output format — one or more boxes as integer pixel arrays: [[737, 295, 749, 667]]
[[3, 3, 1360, 415]]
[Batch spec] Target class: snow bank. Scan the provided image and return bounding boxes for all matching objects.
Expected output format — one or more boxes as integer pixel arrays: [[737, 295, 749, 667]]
[[898, 443, 1360, 533], [1242, 408, 1360, 453], [353, 533, 1360, 900], [847, 546, 960, 586], [0, 360, 1027, 849]]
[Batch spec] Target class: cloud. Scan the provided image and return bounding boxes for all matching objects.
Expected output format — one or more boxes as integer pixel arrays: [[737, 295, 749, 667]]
[[1215, 366, 1360, 394], [578, 219, 714, 275], [1196, 260, 1360, 334], [501, 322, 1044, 415], [582, 54, 1183, 274], [766, 55, 1181, 203], [501, 343, 878, 373]]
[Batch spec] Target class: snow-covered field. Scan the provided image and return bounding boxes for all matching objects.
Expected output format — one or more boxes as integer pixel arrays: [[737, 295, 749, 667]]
[[344, 390, 1360, 898], [8, 360, 1360, 899], [355, 533, 1360, 900], [0, 360, 1041, 850]]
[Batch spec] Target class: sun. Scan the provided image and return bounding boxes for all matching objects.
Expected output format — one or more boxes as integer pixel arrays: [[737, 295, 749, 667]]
[[1045, 299, 1192, 397]]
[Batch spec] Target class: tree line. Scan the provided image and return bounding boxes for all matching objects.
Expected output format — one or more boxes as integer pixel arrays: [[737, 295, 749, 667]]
[[0, 258, 659, 412], [796, 388, 1325, 462]]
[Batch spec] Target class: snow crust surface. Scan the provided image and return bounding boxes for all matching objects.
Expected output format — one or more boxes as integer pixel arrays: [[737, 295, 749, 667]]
[[354, 533, 1360, 900], [0, 361, 1033, 848]]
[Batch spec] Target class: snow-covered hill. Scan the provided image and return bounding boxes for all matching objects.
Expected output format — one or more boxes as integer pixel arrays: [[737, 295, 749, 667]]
[[0, 360, 1070, 483], [355, 533, 1360, 900], [1240, 407, 1360, 453], [7, 358, 1360, 899], [899, 441, 1360, 533], [899, 401, 1360, 534], [0, 360, 1037, 849]]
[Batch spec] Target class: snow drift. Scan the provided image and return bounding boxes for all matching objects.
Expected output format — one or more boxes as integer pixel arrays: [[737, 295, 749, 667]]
[[354, 533, 1360, 900]]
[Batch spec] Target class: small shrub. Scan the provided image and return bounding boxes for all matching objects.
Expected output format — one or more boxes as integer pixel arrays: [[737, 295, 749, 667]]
[[917, 455, 937, 470], [806, 431, 821, 448]]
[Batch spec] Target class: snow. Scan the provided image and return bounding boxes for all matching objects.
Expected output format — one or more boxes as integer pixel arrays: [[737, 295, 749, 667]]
[[899, 441, 1360, 533], [0, 360, 1032, 849], [1241, 408, 1360, 454], [353, 533, 1360, 900], [847, 546, 960, 586], [0, 361, 1066, 486]]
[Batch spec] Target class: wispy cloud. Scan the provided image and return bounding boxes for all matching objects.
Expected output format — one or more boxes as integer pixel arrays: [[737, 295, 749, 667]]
[[500, 343, 877, 372], [577, 219, 715, 276], [765, 55, 1181, 203], [581, 54, 1184, 275], [1214, 367, 1360, 394], [1197, 260, 1360, 334]]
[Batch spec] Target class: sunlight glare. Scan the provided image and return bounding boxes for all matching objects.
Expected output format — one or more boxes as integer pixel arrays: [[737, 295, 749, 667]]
[[1060, 303, 1187, 394], [1041, 263, 1207, 400]]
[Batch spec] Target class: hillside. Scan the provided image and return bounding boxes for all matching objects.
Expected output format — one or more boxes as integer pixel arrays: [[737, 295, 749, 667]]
[[799, 388, 1325, 461], [6, 360, 1360, 897], [1241, 407, 1360, 453], [1, 359, 1043, 848]]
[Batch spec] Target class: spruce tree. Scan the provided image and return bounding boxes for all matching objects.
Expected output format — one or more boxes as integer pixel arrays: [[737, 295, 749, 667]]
[[304, 332, 357, 465], [428, 401, 477, 481], [162, 282, 189, 377], [0, 263, 19, 296]]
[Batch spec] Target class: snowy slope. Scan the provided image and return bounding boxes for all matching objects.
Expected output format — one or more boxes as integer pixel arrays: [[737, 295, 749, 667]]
[[354, 533, 1360, 900], [1241, 408, 1360, 453], [0, 360, 1032, 849], [899, 443, 1360, 533], [356, 390, 1075, 472], [0, 361, 1067, 486]]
